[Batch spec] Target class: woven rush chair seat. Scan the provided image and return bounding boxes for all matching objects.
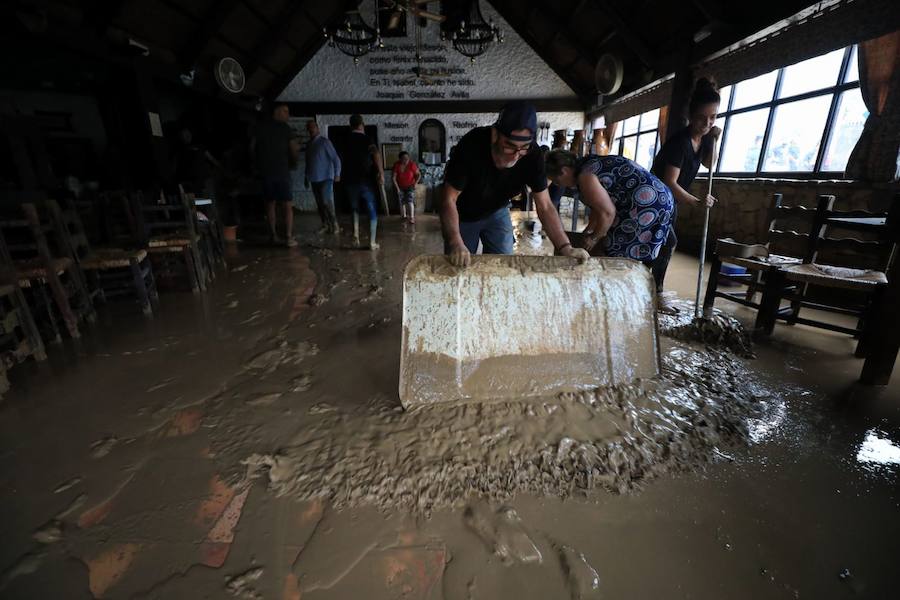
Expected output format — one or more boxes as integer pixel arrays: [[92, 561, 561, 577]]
[[80, 248, 148, 270], [148, 234, 197, 249], [783, 263, 888, 290], [14, 257, 74, 282]]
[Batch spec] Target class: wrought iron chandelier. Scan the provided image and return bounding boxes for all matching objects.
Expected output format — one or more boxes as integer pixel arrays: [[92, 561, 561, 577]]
[[323, 1, 382, 64], [450, 0, 502, 62]]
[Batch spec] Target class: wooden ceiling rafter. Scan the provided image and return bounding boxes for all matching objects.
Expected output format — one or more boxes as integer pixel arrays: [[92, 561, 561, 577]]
[[178, 0, 243, 71], [488, 0, 592, 103], [244, 0, 319, 83], [586, 0, 656, 68], [84, 0, 133, 36], [262, 0, 360, 99], [264, 34, 325, 100]]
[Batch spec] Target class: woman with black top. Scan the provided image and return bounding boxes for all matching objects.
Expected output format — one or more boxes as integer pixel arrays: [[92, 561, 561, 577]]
[[650, 77, 722, 314]]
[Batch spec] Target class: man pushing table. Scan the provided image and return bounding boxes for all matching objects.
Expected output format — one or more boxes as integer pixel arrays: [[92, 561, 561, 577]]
[[439, 101, 590, 266]]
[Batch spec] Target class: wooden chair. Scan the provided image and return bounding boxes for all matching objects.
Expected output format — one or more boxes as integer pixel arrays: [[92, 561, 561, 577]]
[[759, 194, 899, 355], [136, 188, 207, 293], [0, 202, 95, 341], [0, 228, 47, 364], [702, 192, 816, 332], [48, 199, 159, 316], [184, 189, 226, 272]]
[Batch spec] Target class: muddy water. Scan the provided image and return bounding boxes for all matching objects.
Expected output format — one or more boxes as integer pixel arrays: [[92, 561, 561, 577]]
[[239, 341, 771, 511], [1, 215, 898, 600]]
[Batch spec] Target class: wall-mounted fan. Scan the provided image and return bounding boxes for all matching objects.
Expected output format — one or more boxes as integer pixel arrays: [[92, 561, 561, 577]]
[[594, 53, 624, 96], [214, 57, 245, 94]]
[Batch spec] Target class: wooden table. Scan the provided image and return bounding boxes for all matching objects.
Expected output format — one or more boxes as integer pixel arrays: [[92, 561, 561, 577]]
[[826, 216, 887, 231]]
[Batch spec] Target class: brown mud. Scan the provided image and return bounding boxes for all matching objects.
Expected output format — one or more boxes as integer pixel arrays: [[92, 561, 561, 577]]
[[0, 215, 898, 600], [660, 299, 756, 358], [239, 340, 772, 512]]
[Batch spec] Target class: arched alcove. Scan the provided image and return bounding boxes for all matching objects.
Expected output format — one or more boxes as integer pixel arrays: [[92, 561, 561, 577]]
[[418, 119, 446, 165]]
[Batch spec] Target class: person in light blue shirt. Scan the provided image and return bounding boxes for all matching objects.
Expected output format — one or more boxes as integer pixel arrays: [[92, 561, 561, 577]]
[[305, 120, 342, 234]]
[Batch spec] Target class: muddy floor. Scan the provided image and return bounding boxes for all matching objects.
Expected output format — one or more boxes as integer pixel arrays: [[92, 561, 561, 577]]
[[1, 214, 899, 599]]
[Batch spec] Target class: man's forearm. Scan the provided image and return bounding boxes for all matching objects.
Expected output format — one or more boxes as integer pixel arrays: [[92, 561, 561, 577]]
[[534, 193, 571, 250], [439, 186, 464, 246]]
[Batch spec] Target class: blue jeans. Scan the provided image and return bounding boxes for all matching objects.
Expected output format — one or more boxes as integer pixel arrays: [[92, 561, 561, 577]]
[[344, 183, 378, 220], [455, 206, 514, 255], [310, 179, 337, 227]]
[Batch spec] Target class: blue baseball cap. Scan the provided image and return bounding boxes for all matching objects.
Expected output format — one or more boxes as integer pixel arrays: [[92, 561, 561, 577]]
[[494, 101, 537, 142]]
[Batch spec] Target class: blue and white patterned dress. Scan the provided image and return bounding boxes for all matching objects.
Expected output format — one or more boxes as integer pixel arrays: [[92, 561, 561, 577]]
[[576, 154, 674, 262]]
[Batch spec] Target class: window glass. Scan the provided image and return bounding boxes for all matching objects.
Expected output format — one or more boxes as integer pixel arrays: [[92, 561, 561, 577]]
[[821, 88, 868, 172], [635, 133, 657, 169], [719, 109, 769, 172], [731, 71, 778, 110], [762, 95, 832, 171], [718, 85, 732, 111], [621, 136, 637, 161], [844, 45, 859, 83], [640, 108, 660, 132], [779, 49, 844, 98], [622, 115, 640, 135]]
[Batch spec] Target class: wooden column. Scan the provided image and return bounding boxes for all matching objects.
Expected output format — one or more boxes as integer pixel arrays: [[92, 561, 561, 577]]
[[664, 50, 694, 143], [132, 58, 171, 186]]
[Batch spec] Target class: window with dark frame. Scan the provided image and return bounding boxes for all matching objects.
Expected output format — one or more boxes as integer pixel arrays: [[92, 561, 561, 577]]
[[703, 44, 865, 177], [606, 44, 866, 178], [613, 108, 660, 171]]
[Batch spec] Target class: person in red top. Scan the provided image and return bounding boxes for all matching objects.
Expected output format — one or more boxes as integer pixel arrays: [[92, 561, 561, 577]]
[[392, 151, 421, 224]]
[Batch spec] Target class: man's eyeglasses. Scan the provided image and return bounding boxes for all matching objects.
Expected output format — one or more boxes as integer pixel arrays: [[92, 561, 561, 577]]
[[498, 135, 531, 156]]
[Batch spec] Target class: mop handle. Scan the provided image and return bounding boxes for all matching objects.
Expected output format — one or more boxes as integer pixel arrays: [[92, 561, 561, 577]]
[[694, 136, 720, 319]]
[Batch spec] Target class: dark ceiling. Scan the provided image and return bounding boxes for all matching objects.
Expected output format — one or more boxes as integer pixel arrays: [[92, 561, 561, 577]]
[[4, 0, 824, 107]]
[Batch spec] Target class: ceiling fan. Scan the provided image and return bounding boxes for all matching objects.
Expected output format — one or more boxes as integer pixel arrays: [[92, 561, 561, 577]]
[[396, 5, 439, 85], [380, 0, 445, 30]]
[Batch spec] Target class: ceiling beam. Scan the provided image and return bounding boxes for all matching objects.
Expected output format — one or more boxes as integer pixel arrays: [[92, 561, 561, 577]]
[[178, 0, 242, 70], [265, 34, 327, 100], [588, 0, 656, 68], [84, 0, 133, 36], [488, 0, 590, 103], [262, 1, 361, 99], [240, 0, 271, 27], [244, 1, 317, 83]]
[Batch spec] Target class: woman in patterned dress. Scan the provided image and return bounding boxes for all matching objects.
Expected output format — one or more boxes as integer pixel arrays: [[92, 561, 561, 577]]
[[545, 149, 675, 266]]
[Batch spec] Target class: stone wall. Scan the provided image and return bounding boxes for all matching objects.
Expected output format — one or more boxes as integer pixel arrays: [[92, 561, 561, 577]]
[[677, 178, 900, 267]]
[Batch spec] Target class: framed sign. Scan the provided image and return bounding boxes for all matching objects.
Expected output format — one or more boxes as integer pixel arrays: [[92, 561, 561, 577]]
[[382, 143, 403, 169]]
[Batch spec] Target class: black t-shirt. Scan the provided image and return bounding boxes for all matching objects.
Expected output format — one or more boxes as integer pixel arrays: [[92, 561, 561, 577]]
[[255, 119, 293, 179], [651, 127, 713, 190], [341, 131, 376, 184], [443, 127, 547, 222]]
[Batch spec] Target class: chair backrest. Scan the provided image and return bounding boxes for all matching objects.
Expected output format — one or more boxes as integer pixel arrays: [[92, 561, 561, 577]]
[[136, 185, 200, 243], [0, 200, 58, 264], [45, 199, 92, 262], [808, 193, 899, 272], [763, 193, 831, 259], [95, 190, 143, 247]]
